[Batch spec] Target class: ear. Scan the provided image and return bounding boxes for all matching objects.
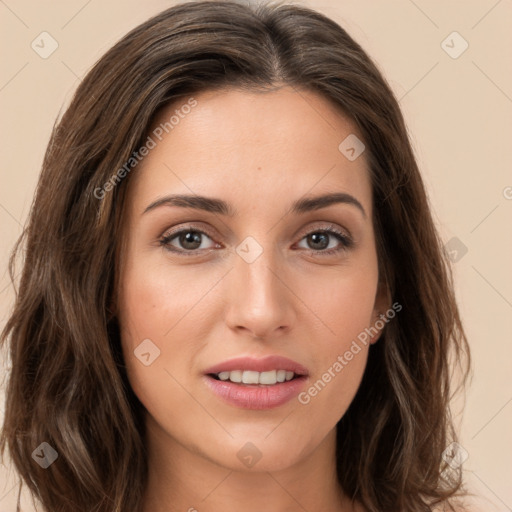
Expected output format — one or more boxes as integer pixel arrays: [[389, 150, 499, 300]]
[[369, 275, 392, 345]]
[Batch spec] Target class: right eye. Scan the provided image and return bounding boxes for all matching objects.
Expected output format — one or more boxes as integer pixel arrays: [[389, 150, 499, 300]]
[[159, 227, 220, 255]]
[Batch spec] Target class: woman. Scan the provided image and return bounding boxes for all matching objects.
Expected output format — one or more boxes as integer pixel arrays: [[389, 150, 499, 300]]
[[0, 1, 470, 511]]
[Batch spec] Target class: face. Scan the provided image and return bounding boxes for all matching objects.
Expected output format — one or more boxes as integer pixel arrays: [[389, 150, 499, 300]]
[[116, 86, 388, 473]]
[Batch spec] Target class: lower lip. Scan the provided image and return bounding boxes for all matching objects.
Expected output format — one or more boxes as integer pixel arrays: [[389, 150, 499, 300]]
[[204, 375, 308, 410]]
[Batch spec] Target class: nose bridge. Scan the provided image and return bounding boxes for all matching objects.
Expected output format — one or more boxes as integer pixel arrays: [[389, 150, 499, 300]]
[[239, 248, 279, 304], [225, 236, 294, 337]]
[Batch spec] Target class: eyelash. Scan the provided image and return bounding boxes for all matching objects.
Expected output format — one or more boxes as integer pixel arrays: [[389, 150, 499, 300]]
[[159, 224, 353, 257]]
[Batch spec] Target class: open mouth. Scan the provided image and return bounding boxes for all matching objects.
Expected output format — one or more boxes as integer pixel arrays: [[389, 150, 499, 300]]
[[203, 355, 309, 409]]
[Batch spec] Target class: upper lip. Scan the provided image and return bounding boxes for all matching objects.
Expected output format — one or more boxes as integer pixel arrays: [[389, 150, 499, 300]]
[[204, 355, 309, 376]]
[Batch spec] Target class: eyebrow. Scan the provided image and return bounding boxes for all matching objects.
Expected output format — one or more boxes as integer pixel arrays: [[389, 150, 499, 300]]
[[142, 192, 366, 218]]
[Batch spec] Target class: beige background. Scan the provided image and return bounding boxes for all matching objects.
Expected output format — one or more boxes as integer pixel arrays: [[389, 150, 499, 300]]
[[1, 0, 511, 510]]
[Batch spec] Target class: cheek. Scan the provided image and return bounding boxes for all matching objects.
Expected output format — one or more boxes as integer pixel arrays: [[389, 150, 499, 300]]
[[295, 264, 378, 419], [118, 259, 218, 349], [116, 260, 221, 411], [304, 260, 378, 347], [117, 269, 167, 414]]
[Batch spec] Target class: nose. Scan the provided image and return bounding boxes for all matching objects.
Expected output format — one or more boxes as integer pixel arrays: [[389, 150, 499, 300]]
[[224, 245, 297, 341]]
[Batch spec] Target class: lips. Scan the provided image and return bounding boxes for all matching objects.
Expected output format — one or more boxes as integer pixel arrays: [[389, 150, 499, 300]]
[[204, 355, 309, 377], [203, 355, 309, 410]]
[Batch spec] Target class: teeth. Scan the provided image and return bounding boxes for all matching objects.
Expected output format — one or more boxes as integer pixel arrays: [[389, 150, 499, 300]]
[[228, 370, 242, 383], [243, 370, 260, 384], [215, 369, 297, 385], [258, 370, 276, 385]]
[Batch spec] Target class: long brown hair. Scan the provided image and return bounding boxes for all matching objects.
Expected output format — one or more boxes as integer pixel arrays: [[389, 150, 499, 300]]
[[1, 1, 470, 511]]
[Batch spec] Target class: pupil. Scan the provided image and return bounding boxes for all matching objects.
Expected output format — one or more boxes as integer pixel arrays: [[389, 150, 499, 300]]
[[181, 231, 202, 249], [309, 232, 328, 250]]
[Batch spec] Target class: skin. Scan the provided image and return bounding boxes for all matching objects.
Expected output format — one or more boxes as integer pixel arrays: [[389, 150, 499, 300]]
[[116, 86, 389, 512]]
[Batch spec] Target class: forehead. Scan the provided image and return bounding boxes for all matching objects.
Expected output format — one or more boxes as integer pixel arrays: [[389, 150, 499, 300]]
[[127, 86, 372, 216]]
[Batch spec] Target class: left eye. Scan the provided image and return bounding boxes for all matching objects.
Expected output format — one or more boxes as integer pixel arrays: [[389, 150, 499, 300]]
[[296, 229, 352, 253]]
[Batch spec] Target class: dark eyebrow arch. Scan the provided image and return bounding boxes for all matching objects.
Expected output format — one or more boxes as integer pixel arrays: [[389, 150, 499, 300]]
[[143, 194, 234, 216], [291, 192, 366, 218], [142, 192, 366, 218]]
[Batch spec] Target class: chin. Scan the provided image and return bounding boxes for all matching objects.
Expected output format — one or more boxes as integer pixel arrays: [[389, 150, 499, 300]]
[[204, 431, 320, 473]]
